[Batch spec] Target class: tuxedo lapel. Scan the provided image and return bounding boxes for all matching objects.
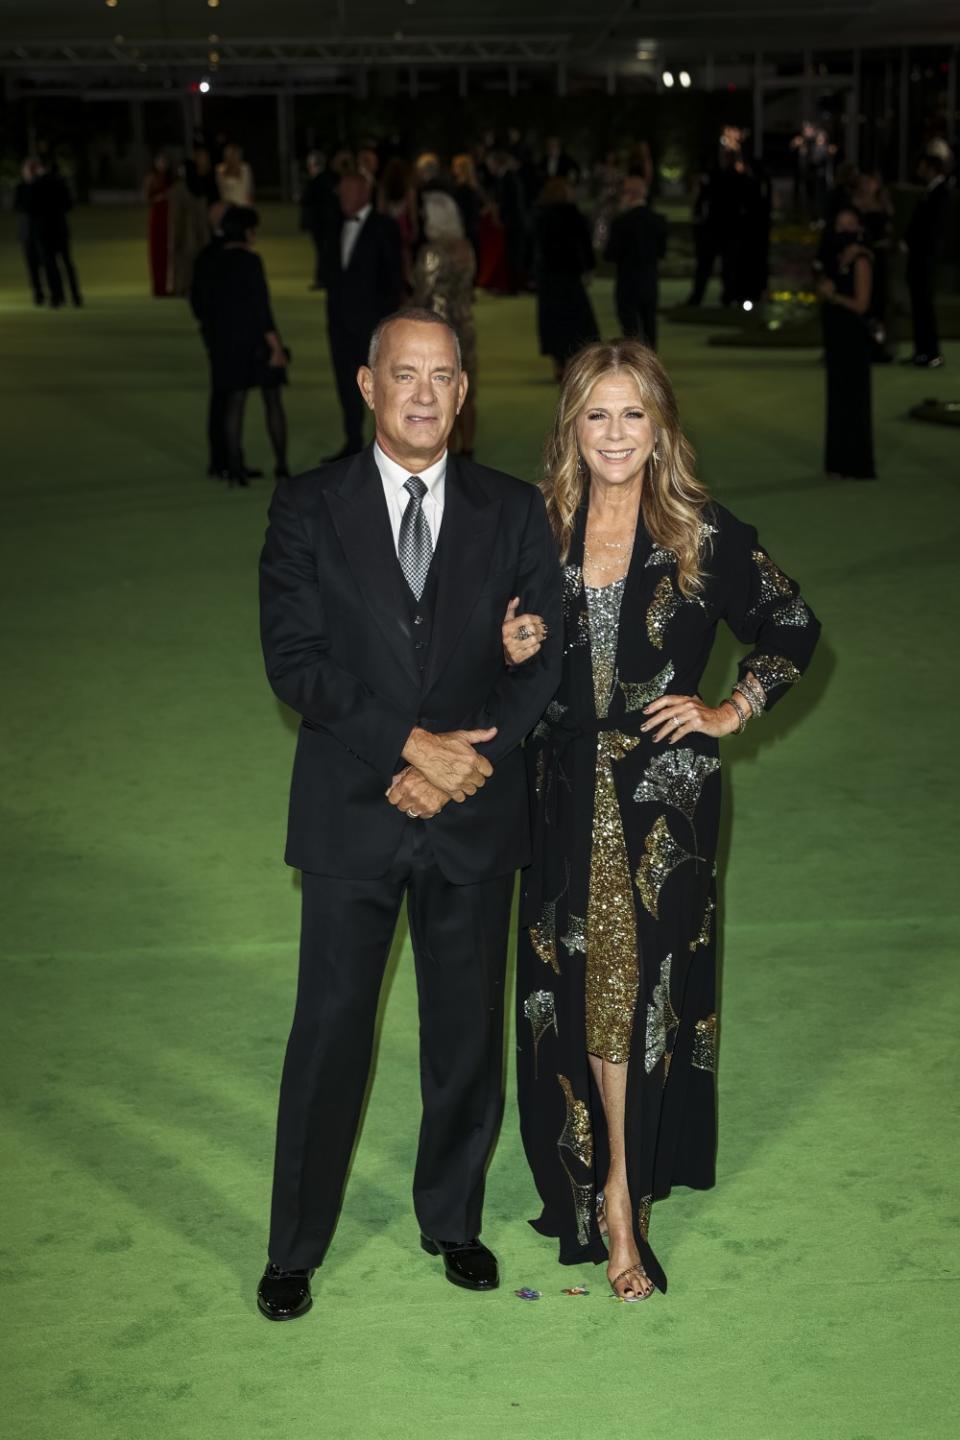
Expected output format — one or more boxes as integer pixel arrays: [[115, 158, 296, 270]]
[[322, 449, 421, 690], [423, 456, 501, 695]]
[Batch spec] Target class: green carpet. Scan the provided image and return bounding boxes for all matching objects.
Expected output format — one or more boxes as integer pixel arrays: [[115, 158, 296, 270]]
[[1, 206, 957, 1440]]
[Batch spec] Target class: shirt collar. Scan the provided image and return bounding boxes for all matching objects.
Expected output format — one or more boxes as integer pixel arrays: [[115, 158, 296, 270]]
[[374, 441, 447, 499], [346, 203, 373, 224]]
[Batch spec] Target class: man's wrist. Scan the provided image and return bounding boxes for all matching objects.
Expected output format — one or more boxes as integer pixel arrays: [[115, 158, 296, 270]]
[[401, 726, 431, 765]]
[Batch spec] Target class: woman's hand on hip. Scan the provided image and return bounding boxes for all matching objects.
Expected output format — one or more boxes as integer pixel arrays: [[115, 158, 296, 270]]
[[641, 693, 740, 743], [502, 596, 548, 666]]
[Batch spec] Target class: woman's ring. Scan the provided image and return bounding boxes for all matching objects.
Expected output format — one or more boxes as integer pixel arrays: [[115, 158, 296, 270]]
[[517, 625, 532, 641], [673, 716, 680, 728], [407, 808, 420, 818]]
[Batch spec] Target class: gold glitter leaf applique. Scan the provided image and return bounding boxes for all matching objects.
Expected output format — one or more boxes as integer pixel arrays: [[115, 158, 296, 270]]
[[748, 550, 794, 614], [557, 1074, 593, 1169], [633, 749, 721, 822], [529, 901, 559, 974], [621, 661, 675, 713], [645, 952, 680, 1074], [635, 816, 697, 920], [523, 990, 558, 1077], [689, 896, 716, 952], [637, 1194, 653, 1241], [561, 914, 586, 956], [772, 597, 811, 628], [692, 1014, 718, 1073], [646, 574, 681, 649], [748, 653, 802, 693]]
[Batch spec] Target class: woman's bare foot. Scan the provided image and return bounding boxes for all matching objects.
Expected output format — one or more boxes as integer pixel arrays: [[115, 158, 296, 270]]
[[603, 1181, 654, 1302]]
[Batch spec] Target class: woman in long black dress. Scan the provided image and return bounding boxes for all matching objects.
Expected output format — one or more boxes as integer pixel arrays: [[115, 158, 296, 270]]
[[191, 205, 290, 487], [819, 207, 876, 480], [505, 340, 820, 1300], [534, 178, 600, 381]]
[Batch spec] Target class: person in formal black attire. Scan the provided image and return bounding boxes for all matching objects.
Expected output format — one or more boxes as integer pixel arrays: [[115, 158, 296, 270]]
[[854, 170, 895, 361], [540, 135, 578, 186], [323, 172, 404, 460], [190, 204, 230, 478], [737, 160, 772, 304], [190, 205, 289, 487], [501, 339, 820, 1300], [14, 158, 45, 306], [903, 153, 950, 368], [31, 162, 82, 309], [299, 150, 334, 291], [451, 153, 484, 267], [534, 177, 600, 380], [686, 157, 738, 307], [255, 307, 563, 1320], [488, 150, 528, 294], [604, 175, 667, 349], [817, 207, 876, 480]]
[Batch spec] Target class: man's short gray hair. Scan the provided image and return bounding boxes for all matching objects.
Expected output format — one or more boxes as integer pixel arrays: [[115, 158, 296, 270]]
[[367, 307, 462, 371]]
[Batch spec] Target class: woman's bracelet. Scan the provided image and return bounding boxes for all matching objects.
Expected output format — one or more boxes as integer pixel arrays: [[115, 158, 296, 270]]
[[721, 696, 749, 734], [734, 675, 765, 718]]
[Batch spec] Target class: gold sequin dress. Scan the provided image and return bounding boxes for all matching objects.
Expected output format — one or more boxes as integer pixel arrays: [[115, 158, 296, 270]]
[[517, 501, 820, 1290], [412, 241, 477, 380]]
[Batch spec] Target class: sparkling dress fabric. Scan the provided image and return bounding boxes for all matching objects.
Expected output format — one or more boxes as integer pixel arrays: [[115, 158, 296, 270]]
[[516, 499, 820, 1290]]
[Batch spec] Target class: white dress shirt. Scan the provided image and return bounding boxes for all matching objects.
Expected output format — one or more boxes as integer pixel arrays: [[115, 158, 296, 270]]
[[341, 203, 372, 269], [373, 442, 446, 555]]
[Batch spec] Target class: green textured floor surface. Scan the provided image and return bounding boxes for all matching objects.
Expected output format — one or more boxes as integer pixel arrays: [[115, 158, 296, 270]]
[[1, 207, 958, 1440]]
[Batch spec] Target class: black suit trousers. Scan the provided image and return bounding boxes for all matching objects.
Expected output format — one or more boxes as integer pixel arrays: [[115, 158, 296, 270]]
[[268, 823, 514, 1270], [907, 257, 939, 358], [616, 289, 658, 350], [328, 319, 369, 449]]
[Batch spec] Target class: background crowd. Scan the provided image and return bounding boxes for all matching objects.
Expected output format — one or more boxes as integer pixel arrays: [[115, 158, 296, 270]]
[[12, 125, 957, 487]]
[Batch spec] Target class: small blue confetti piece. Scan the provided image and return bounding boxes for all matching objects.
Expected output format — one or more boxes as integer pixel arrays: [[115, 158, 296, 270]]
[[514, 1288, 541, 1300]]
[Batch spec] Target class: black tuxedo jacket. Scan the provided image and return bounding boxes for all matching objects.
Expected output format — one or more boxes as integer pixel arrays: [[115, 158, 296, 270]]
[[604, 205, 668, 300], [324, 211, 403, 341], [905, 179, 950, 265], [260, 448, 563, 883]]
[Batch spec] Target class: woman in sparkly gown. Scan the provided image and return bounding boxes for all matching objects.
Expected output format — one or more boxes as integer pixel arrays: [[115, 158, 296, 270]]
[[507, 341, 820, 1299], [413, 190, 478, 456]]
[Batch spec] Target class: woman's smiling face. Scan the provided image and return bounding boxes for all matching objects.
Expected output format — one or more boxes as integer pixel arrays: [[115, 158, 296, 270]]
[[576, 372, 656, 488]]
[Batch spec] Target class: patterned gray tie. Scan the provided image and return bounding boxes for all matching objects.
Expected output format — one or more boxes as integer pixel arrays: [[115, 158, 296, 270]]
[[398, 475, 433, 600]]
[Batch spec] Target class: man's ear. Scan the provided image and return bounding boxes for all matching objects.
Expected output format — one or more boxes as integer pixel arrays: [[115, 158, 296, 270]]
[[456, 369, 469, 414], [357, 365, 375, 410]]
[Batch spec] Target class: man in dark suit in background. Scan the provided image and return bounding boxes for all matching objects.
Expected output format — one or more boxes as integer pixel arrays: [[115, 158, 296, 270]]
[[298, 150, 335, 291], [323, 171, 403, 460], [31, 161, 82, 309], [14, 158, 44, 305], [256, 307, 562, 1320], [604, 175, 667, 349], [903, 152, 950, 368]]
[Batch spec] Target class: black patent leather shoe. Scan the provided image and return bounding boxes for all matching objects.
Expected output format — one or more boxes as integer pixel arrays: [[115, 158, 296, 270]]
[[420, 1235, 499, 1291], [256, 1262, 314, 1321]]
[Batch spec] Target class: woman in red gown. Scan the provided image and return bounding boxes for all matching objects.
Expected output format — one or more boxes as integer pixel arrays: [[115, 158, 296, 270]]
[[143, 154, 173, 297]]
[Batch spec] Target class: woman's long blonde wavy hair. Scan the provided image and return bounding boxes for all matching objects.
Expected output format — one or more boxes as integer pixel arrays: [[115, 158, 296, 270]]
[[542, 340, 712, 597]]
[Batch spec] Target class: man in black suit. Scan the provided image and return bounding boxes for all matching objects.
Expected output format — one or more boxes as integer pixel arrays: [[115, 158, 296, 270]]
[[14, 158, 44, 305], [256, 307, 563, 1320], [323, 172, 403, 460], [903, 153, 950, 368], [604, 176, 667, 349], [31, 162, 82, 309], [298, 150, 334, 291]]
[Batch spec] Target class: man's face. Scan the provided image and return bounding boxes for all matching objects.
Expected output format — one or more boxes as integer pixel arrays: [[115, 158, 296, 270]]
[[339, 175, 371, 216], [358, 320, 468, 470]]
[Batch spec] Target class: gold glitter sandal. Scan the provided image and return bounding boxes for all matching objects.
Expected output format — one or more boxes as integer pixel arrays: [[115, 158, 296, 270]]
[[610, 1263, 655, 1303]]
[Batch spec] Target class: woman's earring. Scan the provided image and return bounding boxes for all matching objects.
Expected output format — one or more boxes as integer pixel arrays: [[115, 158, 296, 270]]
[[651, 448, 661, 464], [577, 453, 587, 476]]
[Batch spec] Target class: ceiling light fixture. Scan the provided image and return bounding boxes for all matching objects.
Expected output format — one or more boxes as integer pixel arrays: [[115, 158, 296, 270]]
[[679, 70, 692, 88], [662, 70, 675, 88]]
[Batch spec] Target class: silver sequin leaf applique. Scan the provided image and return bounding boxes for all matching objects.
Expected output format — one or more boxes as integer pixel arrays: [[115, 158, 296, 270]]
[[633, 749, 721, 824], [560, 914, 587, 956], [621, 661, 675, 713], [646, 574, 682, 650], [747, 652, 802, 693], [692, 1013, 718, 1073], [635, 815, 699, 920], [771, 596, 811, 628], [645, 953, 680, 1075], [523, 990, 558, 1077], [529, 900, 560, 974], [747, 550, 794, 616], [646, 544, 675, 568], [532, 699, 568, 740]]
